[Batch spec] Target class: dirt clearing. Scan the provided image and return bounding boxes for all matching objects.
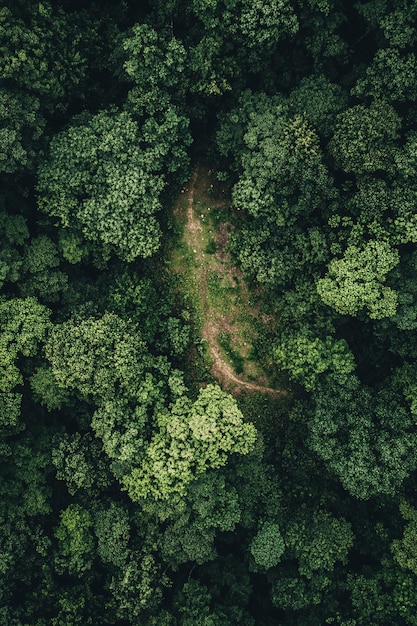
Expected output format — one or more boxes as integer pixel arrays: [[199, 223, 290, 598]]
[[173, 165, 286, 397]]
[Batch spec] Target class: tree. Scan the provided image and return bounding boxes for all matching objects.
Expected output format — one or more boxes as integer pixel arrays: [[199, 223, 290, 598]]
[[250, 521, 285, 570], [287, 74, 347, 137], [352, 48, 417, 103], [274, 330, 355, 391], [51, 432, 111, 496], [123, 384, 257, 503], [317, 240, 400, 319], [308, 374, 417, 499], [284, 508, 353, 578], [0, 2, 87, 111], [0, 89, 44, 174], [54, 504, 95, 575], [91, 397, 149, 478], [113, 23, 188, 115], [94, 502, 130, 569], [20, 235, 68, 303], [30, 365, 71, 411], [328, 101, 401, 175], [347, 556, 417, 625], [0, 431, 55, 621], [392, 501, 417, 576], [45, 312, 148, 401], [216, 91, 336, 291], [356, 0, 417, 49], [0, 207, 29, 286], [158, 471, 241, 566], [173, 580, 232, 626], [0, 297, 50, 431], [184, 0, 298, 99], [37, 110, 165, 262], [232, 109, 332, 224]]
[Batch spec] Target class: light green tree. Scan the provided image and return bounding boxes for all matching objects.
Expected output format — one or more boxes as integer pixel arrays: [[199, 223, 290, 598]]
[[123, 384, 257, 502], [317, 240, 400, 319], [54, 504, 95, 575], [275, 331, 355, 391]]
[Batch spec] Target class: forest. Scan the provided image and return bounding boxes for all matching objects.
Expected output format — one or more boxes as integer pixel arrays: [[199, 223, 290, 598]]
[[2, 0, 417, 623]]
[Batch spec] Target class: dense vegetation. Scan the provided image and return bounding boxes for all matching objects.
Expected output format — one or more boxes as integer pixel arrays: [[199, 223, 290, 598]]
[[3, 0, 417, 623]]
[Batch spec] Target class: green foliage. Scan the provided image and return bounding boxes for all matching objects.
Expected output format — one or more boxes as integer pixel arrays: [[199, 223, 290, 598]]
[[352, 48, 417, 103], [114, 23, 188, 115], [37, 110, 164, 262], [123, 384, 257, 502], [0, 3, 87, 108], [0, 210, 29, 247], [271, 568, 331, 612], [91, 398, 148, 477], [106, 547, 170, 621], [285, 509, 353, 578], [309, 375, 417, 499], [317, 240, 400, 319], [52, 432, 111, 495], [45, 312, 148, 400], [94, 503, 130, 568], [232, 109, 331, 223], [1, 434, 53, 519], [3, 1, 417, 624], [0, 296, 50, 429], [392, 501, 417, 576], [274, 331, 355, 391], [233, 0, 299, 47], [357, 0, 417, 48], [174, 579, 232, 625], [159, 471, 241, 566], [250, 521, 285, 569], [348, 555, 417, 626], [20, 235, 68, 302], [329, 101, 401, 175], [167, 316, 190, 356], [54, 504, 95, 575], [186, 0, 299, 97], [0, 296, 51, 359], [0, 89, 44, 174], [287, 74, 347, 136], [30, 365, 70, 411]]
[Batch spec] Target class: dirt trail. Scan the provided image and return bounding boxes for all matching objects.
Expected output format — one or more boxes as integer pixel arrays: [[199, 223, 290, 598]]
[[183, 166, 286, 397]]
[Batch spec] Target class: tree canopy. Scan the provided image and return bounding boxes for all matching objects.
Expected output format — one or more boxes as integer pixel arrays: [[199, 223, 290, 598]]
[[2, 0, 417, 623]]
